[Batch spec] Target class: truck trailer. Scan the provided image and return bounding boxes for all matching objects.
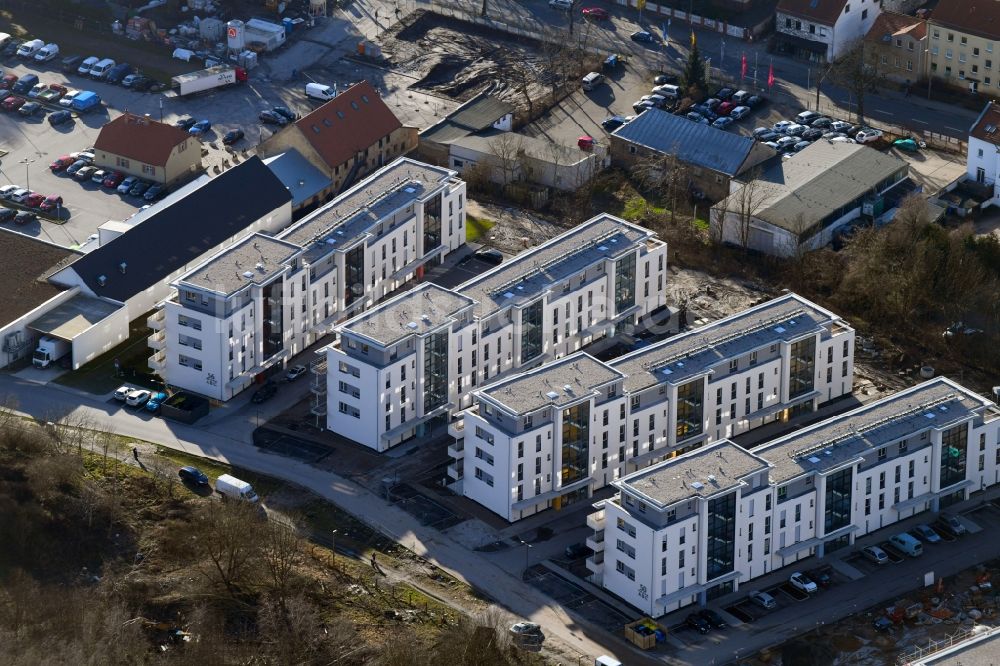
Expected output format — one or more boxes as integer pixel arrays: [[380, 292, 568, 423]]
[[32, 335, 70, 368], [168, 66, 247, 97]]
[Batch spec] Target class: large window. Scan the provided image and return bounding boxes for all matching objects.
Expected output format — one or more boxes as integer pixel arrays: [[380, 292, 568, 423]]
[[676, 378, 705, 442], [520, 300, 543, 364], [824, 467, 853, 533], [344, 245, 364, 307], [423, 330, 448, 413], [939, 423, 968, 489], [423, 194, 442, 253], [707, 492, 736, 580], [789, 336, 816, 399], [614, 253, 636, 315], [262, 280, 283, 360], [561, 402, 590, 485]]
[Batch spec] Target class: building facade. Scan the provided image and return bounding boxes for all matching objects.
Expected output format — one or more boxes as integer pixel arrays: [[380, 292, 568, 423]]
[[966, 101, 1000, 202], [94, 113, 202, 185], [863, 12, 928, 86], [928, 0, 1000, 94], [154, 158, 466, 401], [458, 293, 855, 522], [775, 0, 881, 63], [325, 213, 669, 452], [587, 377, 1000, 617]]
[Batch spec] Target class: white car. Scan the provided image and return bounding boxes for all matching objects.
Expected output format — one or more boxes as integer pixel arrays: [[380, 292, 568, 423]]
[[77, 56, 99, 75], [70, 151, 95, 164], [855, 129, 883, 144], [0, 184, 21, 200], [59, 90, 82, 108], [10, 189, 33, 204], [285, 365, 308, 381], [125, 389, 151, 407], [772, 120, 794, 133], [113, 385, 132, 401], [729, 105, 750, 120], [830, 136, 855, 144], [830, 120, 853, 133], [749, 590, 777, 609], [789, 572, 818, 593], [784, 123, 807, 136]]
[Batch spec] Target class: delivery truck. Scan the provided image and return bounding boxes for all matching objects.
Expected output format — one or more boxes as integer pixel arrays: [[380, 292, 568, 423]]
[[215, 474, 260, 503], [168, 65, 247, 97], [70, 91, 101, 113], [32, 335, 70, 369]]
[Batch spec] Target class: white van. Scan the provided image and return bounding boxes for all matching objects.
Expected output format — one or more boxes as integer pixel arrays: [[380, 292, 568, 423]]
[[890, 532, 923, 557], [89, 58, 116, 79], [653, 83, 680, 99], [17, 39, 44, 59], [582, 71, 604, 91], [215, 474, 260, 503], [34, 43, 59, 62], [305, 82, 337, 101], [78, 56, 99, 75]]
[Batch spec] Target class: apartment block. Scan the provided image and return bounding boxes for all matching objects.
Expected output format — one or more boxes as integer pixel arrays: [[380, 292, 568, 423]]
[[587, 377, 1000, 617], [154, 157, 466, 401], [324, 213, 669, 451], [458, 292, 854, 522], [928, 0, 1000, 94]]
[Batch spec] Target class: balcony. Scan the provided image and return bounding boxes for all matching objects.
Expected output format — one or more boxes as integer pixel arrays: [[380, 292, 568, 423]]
[[148, 330, 165, 351], [147, 309, 165, 331], [587, 507, 606, 531], [586, 550, 605, 576], [586, 529, 605, 553], [448, 437, 465, 459], [448, 416, 466, 440], [447, 460, 464, 481], [148, 350, 165, 372]]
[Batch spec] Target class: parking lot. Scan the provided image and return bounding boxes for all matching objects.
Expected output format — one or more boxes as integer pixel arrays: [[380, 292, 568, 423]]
[[523, 564, 636, 632]]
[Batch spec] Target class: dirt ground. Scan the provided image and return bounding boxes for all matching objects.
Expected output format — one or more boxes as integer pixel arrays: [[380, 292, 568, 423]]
[[378, 10, 576, 114]]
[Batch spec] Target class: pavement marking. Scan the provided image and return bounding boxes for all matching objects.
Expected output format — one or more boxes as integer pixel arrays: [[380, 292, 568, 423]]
[[946, 126, 962, 132], [911, 118, 928, 124]]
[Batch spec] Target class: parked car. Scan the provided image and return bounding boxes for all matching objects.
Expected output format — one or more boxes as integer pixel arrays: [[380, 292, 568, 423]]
[[474, 248, 504, 265], [0, 185, 18, 200], [2, 96, 26, 112], [121, 73, 143, 88], [808, 567, 833, 588], [630, 30, 654, 43], [222, 128, 245, 145], [9, 188, 33, 203], [272, 105, 297, 122], [889, 532, 923, 557], [74, 165, 97, 181], [38, 195, 63, 212], [129, 181, 151, 197], [830, 120, 853, 133], [855, 128, 883, 144], [22, 193, 44, 208], [800, 128, 823, 141], [712, 116, 734, 130], [549, 0, 573, 9], [911, 524, 942, 543], [125, 389, 151, 407], [61, 55, 83, 72], [145, 391, 168, 413], [653, 74, 678, 85], [285, 365, 308, 382], [47, 109, 73, 126], [117, 176, 139, 195], [77, 56, 99, 75], [793, 140, 811, 152], [749, 591, 777, 609], [143, 184, 166, 201], [0, 208, 17, 223], [188, 119, 211, 136], [178, 466, 210, 486], [715, 87, 735, 101], [732, 90, 750, 104], [0, 74, 17, 90], [131, 76, 155, 92], [873, 616, 895, 633], [114, 385, 132, 401], [582, 7, 610, 19], [685, 613, 711, 634], [13, 211, 36, 226], [90, 169, 108, 184], [716, 101, 736, 116], [829, 136, 855, 144], [11, 73, 38, 94], [50, 156, 76, 172], [26, 83, 47, 98], [18, 101, 42, 116], [65, 160, 88, 175], [59, 89, 81, 108], [746, 95, 765, 108], [174, 117, 197, 130], [795, 110, 820, 124], [103, 171, 125, 189], [789, 572, 818, 593], [564, 542, 593, 559], [632, 99, 655, 114], [937, 512, 967, 536], [1, 40, 22, 57], [697, 609, 728, 629], [601, 115, 627, 131], [772, 120, 794, 133], [259, 109, 287, 125], [730, 105, 750, 120], [105, 63, 133, 85], [251, 381, 279, 404], [785, 123, 807, 136]]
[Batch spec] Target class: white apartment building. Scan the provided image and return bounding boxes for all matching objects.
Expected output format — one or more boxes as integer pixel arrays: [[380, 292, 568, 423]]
[[587, 377, 1000, 617], [967, 101, 1000, 204], [458, 292, 855, 522], [153, 157, 466, 401], [324, 213, 669, 452], [776, 0, 881, 63]]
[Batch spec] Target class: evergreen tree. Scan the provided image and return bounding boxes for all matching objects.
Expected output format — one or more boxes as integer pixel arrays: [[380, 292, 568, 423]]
[[683, 39, 707, 94]]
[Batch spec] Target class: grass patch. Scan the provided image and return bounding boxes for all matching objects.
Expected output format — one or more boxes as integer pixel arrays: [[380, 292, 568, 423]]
[[151, 446, 284, 498], [55, 313, 160, 395], [621, 195, 666, 221], [465, 214, 495, 243], [692, 217, 710, 231]]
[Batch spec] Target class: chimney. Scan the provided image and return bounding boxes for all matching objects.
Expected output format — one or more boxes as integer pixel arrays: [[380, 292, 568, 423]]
[[119, 261, 127, 274]]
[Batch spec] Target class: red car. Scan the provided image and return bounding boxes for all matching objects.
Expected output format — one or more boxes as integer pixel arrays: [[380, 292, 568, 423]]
[[0, 75, 17, 90], [39, 195, 63, 212], [102, 171, 124, 188], [717, 101, 736, 116], [23, 193, 45, 208], [2, 96, 25, 112], [50, 155, 75, 172], [582, 7, 610, 19]]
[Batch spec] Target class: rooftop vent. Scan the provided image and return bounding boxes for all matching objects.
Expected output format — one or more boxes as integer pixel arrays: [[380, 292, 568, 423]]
[[808, 456, 821, 463], [97, 275, 107, 287], [987, 124, 998, 134], [774, 325, 786, 333], [325, 238, 337, 245], [406, 322, 418, 329], [691, 481, 704, 490], [661, 367, 672, 375], [563, 384, 572, 392], [243, 271, 254, 279], [404, 187, 416, 194], [119, 261, 127, 274], [322, 118, 332, 127], [707, 474, 717, 483], [545, 391, 559, 399], [503, 291, 515, 299], [598, 245, 608, 251], [824, 449, 833, 456], [421, 314, 431, 322], [256, 262, 265, 272], [924, 412, 936, 419]]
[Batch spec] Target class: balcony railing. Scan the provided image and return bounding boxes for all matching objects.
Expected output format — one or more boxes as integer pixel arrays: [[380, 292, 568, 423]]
[[148, 350, 165, 371], [447, 438, 465, 459], [147, 309, 165, 331], [587, 508, 606, 531], [148, 330, 165, 350]]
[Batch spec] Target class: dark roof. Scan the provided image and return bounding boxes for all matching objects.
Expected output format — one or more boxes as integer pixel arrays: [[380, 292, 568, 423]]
[[293, 81, 403, 170], [864, 11, 927, 44], [420, 92, 515, 144], [970, 101, 1000, 146], [612, 109, 775, 176], [930, 0, 1000, 41], [62, 157, 291, 302], [0, 231, 74, 322], [94, 113, 191, 167], [777, 0, 849, 25]]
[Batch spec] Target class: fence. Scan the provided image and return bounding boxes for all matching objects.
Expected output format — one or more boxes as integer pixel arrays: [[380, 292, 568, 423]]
[[896, 626, 998, 665]]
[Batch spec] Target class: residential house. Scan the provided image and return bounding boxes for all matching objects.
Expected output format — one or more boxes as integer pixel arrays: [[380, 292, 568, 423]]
[[775, 0, 881, 63], [966, 101, 1000, 203], [257, 81, 418, 200], [927, 0, 1000, 94], [94, 113, 201, 185], [418, 91, 515, 165], [863, 11, 928, 86], [609, 109, 776, 203]]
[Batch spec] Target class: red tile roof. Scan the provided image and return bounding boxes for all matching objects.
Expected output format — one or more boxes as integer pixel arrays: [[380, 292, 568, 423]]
[[94, 113, 190, 167], [864, 11, 927, 44], [777, 0, 849, 26], [930, 0, 1000, 41], [970, 101, 1000, 146], [293, 81, 403, 170]]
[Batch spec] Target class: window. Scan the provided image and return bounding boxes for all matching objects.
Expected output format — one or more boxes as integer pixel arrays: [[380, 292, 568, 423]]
[[338, 402, 360, 418], [474, 467, 494, 487], [616, 560, 635, 580], [616, 539, 636, 558], [864, 498, 871, 515], [878, 447, 887, 460], [861, 8, 867, 19], [142, 164, 156, 176], [844, 3, 849, 12], [729, 359, 738, 373], [616, 517, 637, 537]]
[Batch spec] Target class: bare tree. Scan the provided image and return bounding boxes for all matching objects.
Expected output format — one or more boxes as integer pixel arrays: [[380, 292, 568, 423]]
[[714, 170, 768, 250], [197, 500, 261, 598], [259, 519, 302, 609], [828, 39, 886, 124], [634, 152, 691, 226], [488, 133, 524, 186]]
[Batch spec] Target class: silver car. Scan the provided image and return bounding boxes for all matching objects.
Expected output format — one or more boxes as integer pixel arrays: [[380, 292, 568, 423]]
[[749, 590, 777, 609]]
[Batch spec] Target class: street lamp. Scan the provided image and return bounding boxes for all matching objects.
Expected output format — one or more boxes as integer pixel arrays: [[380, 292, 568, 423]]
[[331, 529, 338, 564], [517, 537, 533, 573], [18, 157, 34, 190]]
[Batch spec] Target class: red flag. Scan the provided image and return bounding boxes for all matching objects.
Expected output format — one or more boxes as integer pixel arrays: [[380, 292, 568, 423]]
[[767, 61, 775, 88], [741, 53, 747, 80]]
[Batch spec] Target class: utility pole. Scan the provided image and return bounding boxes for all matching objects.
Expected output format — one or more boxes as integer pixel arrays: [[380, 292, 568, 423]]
[[331, 529, 338, 564]]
